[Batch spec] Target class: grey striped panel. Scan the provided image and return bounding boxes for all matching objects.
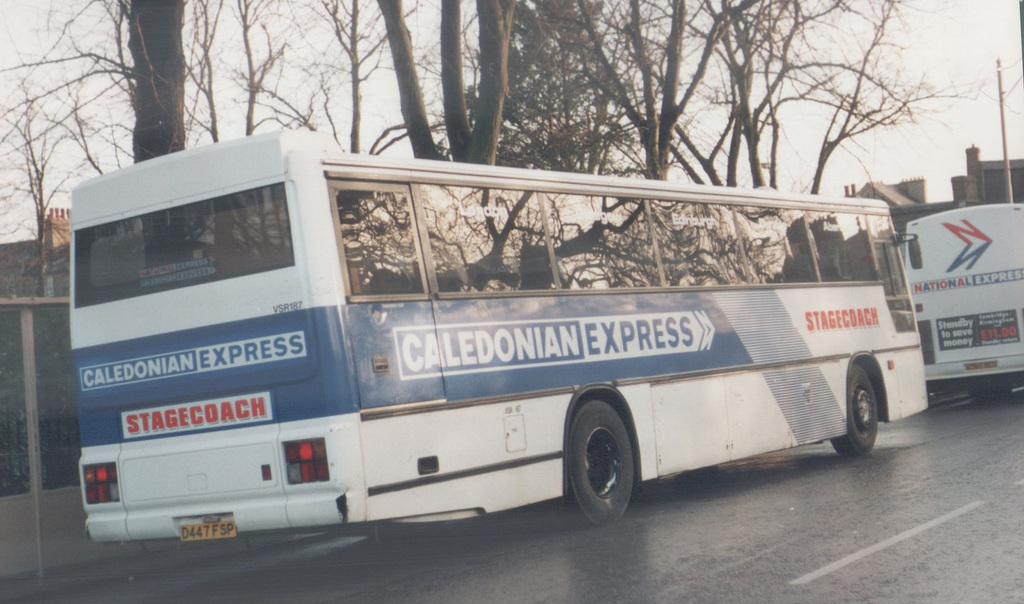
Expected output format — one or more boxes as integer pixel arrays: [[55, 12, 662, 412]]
[[714, 290, 846, 443]]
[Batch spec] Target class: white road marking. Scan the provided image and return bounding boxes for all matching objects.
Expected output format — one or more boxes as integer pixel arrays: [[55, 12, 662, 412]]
[[790, 501, 986, 585]]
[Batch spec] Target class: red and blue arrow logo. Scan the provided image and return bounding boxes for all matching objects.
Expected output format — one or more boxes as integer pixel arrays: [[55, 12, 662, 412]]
[[942, 219, 991, 273]]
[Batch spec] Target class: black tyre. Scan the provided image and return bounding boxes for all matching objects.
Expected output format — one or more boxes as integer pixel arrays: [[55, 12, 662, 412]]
[[831, 365, 878, 457], [567, 400, 635, 525]]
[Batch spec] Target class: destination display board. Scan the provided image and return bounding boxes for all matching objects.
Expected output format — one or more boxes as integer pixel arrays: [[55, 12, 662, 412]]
[[936, 309, 1020, 351]]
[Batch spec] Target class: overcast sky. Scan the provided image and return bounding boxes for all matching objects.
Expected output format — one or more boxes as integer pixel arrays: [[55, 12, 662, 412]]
[[2, 0, 1022, 213], [820, 0, 1024, 201]]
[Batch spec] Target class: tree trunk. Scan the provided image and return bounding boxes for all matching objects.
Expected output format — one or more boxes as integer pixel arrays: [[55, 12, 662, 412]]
[[378, 0, 514, 164], [128, 0, 187, 162], [440, 0, 471, 161], [349, 0, 363, 153], [466, 0, 516, 165], [377, 0, 445, 160]]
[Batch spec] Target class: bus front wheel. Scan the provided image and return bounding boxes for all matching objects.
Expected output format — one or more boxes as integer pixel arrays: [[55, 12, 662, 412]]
[[567, 400, 635, 525], [831, 365, 878, 457]]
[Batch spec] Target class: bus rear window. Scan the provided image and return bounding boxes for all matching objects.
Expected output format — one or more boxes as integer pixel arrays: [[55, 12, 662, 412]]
[[74, 183, 293, 307]]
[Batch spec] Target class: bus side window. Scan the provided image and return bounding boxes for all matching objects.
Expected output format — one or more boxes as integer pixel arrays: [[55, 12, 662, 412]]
[[738, 208, 816, 284], [334, 187, 425, 297], [547, 193, 658, 289], [419, 185, 555, 293], [781, 216, 818, 283], [808, 212, 878, 282], [648, 200, 744, 286], [871, 216, 916, 333]]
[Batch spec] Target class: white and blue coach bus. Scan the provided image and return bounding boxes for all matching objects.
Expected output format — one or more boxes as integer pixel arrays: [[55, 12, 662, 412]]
[[904, 204, 1024, 396], [72, 130, 926, 541]]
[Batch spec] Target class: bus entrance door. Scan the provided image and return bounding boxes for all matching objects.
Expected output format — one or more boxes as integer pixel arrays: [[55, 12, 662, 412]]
[[331, 181, 446, 411]]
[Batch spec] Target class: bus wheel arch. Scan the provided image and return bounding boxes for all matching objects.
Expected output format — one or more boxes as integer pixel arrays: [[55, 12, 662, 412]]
[[562, 386, 639, 525]]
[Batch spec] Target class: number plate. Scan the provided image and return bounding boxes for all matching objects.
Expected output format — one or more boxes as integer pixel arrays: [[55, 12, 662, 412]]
[[965, 360, 998, 371], [179, 521, 237, 542]]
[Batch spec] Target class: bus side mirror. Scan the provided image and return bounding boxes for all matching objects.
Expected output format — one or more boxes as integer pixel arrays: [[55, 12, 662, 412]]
[[892, 232, 922, 270], [892, 232, 918, 246], [899, 235, 923, 270], [908, 239, 922, 270]]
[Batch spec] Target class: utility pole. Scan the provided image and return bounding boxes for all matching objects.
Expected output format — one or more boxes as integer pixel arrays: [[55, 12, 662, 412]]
[[997, 59, 1015, 204]]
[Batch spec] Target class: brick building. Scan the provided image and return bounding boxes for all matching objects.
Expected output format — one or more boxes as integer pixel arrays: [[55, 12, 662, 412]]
[[854, 146, 1022, 232], [0, 209, 71, 298], [952, 145, 1024, 204]]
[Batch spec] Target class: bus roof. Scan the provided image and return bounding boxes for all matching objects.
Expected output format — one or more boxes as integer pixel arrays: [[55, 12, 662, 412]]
[[907, 203, 1024, 230], [72, 129, 891, 227], [71, 130, 338, 227]]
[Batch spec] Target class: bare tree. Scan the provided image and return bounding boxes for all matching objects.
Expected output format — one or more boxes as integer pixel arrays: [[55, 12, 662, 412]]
[[554, 0, 950, 192], [234, 0, 287, 135], [128, 0, 187, 161], [319, 0, 389, 152], [377, 0, 517, 164], [376, 0, 442, 160], [708, 0, 842, 188], [499, 0, 633, 174], [186, 0, 227, 142], [0, 2, 136, 170], [576, 0, 759, 180], [3, 100, 77, 294], [187, 1, 320, 139], [801, 0, 942, 194], [703, 0, 947, 193]]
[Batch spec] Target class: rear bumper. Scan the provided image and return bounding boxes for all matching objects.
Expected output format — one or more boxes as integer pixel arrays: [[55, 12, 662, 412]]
[[82, 415, 365, 542], [87, 484, 348, 542]]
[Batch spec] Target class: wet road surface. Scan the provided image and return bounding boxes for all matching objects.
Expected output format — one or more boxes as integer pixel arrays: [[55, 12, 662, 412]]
[[4, 393, 1024, 603]]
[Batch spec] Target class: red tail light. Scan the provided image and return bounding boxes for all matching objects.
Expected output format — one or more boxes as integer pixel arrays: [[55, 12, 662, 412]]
[[83, 462, 120, 504], [284, 438, 329, 484]]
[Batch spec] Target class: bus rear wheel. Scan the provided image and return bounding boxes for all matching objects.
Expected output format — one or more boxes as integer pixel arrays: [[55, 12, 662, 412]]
[[831, 365, 878, 457], [567, 400, 635, 525]]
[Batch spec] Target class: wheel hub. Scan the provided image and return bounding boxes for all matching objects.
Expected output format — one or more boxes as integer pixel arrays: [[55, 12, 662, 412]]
[[854, 389, 874, 429], [585, 427, 622, 498]]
